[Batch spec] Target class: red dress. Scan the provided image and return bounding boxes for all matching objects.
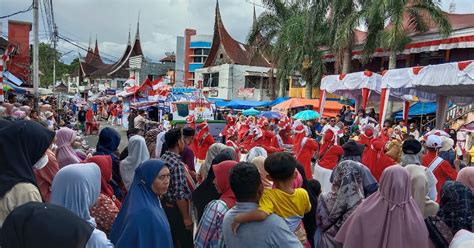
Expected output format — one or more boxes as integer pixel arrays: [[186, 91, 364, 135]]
[[422, 151, 458, 201], [261, 129, 284, 154], [196, 128, 215, 160], [295, 137, 319, 180], [362, 139, 395, 181]]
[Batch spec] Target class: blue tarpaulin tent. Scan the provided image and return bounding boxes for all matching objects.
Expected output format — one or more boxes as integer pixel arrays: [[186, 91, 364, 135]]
[[215, 97, 290, 110], [394, 102, 453, 119]]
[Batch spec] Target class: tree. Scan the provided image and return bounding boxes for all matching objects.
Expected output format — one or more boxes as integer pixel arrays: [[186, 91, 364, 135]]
[[38, 43, 72, 88], [248, 0, 327, 98], [363, 0, 451, 69]]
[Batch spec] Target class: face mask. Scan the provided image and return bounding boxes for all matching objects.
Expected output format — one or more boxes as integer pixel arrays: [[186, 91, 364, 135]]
[[33, 154, 49, 170]]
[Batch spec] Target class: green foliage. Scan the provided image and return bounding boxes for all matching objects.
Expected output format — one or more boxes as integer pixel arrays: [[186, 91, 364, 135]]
[[38, 43, 79, 88]]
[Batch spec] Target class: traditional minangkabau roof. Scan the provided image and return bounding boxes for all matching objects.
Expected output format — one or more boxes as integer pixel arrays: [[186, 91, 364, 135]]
[[203, 0, 271, 68], [79, 21, 144, 79], [160, 54, 176, 63]]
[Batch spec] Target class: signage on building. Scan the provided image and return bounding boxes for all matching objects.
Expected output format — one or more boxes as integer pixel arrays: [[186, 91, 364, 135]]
[[237, 88, 255, 97]]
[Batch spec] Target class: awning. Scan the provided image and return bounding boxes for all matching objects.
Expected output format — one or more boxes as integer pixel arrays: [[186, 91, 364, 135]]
[[393, 102, 454, 119], [3, 71, 24, 86]]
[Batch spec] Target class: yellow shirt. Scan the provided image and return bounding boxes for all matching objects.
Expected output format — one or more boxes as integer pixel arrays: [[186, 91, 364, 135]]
[[469, 147, 474, 163], [258, 188, 311, 218]]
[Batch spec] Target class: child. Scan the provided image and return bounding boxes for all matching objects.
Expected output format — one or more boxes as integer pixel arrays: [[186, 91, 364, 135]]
[[233, 152, 311, 246]]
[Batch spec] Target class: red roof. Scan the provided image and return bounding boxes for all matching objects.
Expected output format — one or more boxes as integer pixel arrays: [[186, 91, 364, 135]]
[[160, 54, 176, 62], [204, 0, 271, 68]]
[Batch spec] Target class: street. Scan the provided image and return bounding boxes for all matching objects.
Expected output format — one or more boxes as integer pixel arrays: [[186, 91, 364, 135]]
[[83, 121, 128, 152]]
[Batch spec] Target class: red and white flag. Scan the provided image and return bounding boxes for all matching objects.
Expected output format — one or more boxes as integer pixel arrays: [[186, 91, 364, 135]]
[[0, 58, 4, 102], [151, 78, 165, 90]]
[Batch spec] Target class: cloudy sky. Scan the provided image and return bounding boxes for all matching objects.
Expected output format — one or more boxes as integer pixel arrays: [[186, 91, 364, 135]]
[[1, 0, 472, 64]]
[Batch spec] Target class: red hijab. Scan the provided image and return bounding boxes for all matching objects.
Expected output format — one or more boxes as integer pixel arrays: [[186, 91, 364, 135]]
[[292, 125, 306, 155], [362, 138, 396, 181], [212, 161, 237, 208], [86, 108, 94, 122], [85, 155, 121, 208], [319, 129, 335, 157]]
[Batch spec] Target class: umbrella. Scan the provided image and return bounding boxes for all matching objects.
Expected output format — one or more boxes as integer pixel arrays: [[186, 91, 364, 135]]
[[294, 110, 321, 121], [259, 111, 283, 119], [243, 108, 260, 116]]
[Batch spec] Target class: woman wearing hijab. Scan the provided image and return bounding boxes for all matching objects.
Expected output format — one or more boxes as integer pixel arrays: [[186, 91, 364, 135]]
[[405, 165, 439, 218], [314, 129, 344, 193], [120, 135, 150, 191], [0, 202, 95, 248], [361, 138, 396, 181], [0, 120, 54, 226], [110, 159, 173, 248], [192, 151, 236, 222], [34, 147, 59, 203], [198, 143, 233, 182], [251, 156, 273, 189], [55, 127, 81, 168], [86, 107, 94, 135], [94, 127, 124, 200], [450, 229, 474, 248], [335, 166, 429, 248], [245, 146, 268, 163], [457, 167, 474, 191], [86, 155, 121, 235], [425, 181, 474, 247], [293, 125, 319, 180], [195, 161, 238, 248], [315, 160, 365, 248], [50, 163, 113, 247]]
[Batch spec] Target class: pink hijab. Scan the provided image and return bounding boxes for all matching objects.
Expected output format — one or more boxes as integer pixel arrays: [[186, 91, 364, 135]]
[[456, 167, 474, 191], [335, 165, 429, 248], [56, 127, 81, 168]]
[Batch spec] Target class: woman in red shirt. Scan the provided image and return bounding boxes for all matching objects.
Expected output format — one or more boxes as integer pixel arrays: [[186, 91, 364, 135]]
[[362, 138, 396, 181], [293, 125, 319, 180], [314, 129, 344, 193]]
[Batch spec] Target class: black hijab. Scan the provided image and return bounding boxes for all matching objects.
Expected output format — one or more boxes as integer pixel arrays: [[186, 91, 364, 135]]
[[192, 152, 234, 222], [0, 202, 94, 248], [0, 120, 55, 198]]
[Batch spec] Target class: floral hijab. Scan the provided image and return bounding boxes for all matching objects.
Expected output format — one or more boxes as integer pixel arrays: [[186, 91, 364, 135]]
[[437, 181, 474, 233]]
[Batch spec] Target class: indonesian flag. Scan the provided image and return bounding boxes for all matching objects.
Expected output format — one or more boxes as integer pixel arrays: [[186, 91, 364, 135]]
[[2, 45, 15, 62], [123, 75, 136, 86], [150, 78, 165, 90]]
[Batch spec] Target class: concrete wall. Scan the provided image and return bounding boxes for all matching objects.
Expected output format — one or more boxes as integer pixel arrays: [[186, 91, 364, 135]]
[[195, 64, 273, 101], [175, 36, 185, 87]]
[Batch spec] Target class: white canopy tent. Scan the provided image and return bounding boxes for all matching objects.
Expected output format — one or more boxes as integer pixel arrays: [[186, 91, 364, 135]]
[[319, 71, 382, 116], [380, 60, 474, 128]]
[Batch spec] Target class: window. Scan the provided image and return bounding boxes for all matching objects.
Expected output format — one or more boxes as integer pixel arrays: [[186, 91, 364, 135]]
[[203, 72, 219, 87], [219, 54, 223, 59], [194, 49, 203, 55], [203, 49, 210, 56], [193, 57, 203, 63], [245, 76, 269, 89]]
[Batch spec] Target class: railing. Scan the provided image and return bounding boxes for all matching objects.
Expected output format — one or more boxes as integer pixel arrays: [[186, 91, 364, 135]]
[[421, 103, 474, 130]]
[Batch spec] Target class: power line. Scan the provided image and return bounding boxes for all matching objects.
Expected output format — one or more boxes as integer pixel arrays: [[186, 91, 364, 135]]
[[0, 2, 33, 19], [57, 34, 119, 63]]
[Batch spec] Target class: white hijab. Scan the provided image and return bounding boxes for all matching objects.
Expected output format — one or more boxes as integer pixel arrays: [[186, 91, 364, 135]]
[[120, 135, 150, 190], [155, 131, 166, 158]]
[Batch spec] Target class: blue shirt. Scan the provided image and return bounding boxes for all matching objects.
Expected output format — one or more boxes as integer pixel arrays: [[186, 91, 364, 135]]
[[222, 202, 302, 248]]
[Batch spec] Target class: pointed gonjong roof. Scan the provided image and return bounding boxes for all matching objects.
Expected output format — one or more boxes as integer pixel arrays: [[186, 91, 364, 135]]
[[203, 0, 271, 68]]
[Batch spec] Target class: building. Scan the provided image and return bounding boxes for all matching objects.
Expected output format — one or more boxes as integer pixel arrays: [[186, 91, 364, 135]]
[[194, 1, 273, 101], [175, 29, 212, 87], [2, 20, 32, 87], [129, 54, 175, 86], [70, 21, 145, 94]]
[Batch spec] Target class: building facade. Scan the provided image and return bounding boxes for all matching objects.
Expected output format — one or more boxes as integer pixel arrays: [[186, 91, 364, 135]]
[[194, 1, 273, 101]]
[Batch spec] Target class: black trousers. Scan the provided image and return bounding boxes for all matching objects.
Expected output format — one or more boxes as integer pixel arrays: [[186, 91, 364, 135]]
[[164, 205, 193, 248]]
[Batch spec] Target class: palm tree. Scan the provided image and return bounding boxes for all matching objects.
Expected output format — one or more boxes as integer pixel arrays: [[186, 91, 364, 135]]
[[363, 0, 451, 69], [248, 0, 327, 98]]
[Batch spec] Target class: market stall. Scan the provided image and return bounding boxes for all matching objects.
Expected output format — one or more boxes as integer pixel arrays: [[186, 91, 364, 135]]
[[272, 98, 345, 117]]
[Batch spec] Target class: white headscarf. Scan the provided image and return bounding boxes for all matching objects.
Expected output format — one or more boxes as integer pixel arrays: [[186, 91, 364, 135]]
[[246, 147, 268, 162], [155, 132, 166, 158], [120, 135, 150, 190]]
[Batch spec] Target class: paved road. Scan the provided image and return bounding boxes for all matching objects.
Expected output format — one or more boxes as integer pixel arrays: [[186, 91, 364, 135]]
[[82, 121, 129, 151]]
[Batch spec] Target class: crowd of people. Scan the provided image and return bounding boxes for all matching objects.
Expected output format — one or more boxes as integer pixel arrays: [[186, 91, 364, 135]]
[[0, 97, 473, 248]]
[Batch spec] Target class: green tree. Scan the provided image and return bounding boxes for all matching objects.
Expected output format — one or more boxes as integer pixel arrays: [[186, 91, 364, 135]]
[[38, 43, 74, 88], [248, 0, 327, 98]]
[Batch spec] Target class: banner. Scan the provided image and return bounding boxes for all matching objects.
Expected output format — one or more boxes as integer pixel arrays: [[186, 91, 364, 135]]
[[237, 88, 255, 97]]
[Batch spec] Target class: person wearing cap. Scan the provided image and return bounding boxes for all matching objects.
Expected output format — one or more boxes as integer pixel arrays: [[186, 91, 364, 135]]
[[422, 135, 458, 202], [438, 136, 456, 167], [196, 121, 215, 161], [401, 139, 438, 202]]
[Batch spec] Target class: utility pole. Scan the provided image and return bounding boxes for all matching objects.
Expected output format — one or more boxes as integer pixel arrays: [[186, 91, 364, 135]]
[[33, 0, 39, 109], [53, 24, 58, 89]]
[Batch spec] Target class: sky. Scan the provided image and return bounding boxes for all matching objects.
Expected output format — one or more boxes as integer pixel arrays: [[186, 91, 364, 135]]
[[1, 0, 473, 64]]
